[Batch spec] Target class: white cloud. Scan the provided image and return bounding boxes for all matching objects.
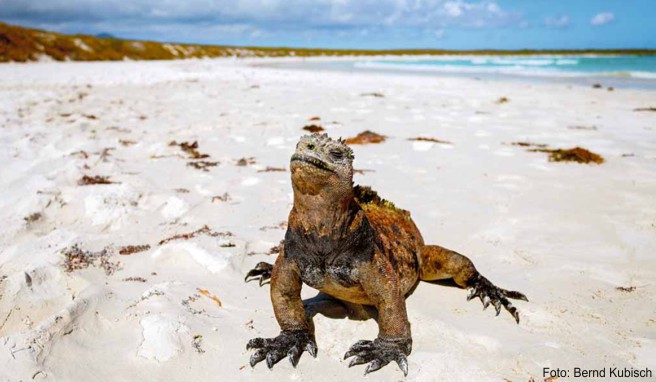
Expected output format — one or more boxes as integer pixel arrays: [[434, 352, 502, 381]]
[[590, 12, 615, 26], [544, 15, 570, 28], [0, 0, 520, 31], [0, 0, 526, 46]]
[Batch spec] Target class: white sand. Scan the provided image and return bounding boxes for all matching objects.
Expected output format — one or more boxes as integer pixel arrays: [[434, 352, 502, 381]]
[[0, 58, 655, 381]]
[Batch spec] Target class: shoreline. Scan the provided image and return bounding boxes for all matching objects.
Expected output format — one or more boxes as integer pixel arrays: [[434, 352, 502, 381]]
[[253, 55, 656, 90]]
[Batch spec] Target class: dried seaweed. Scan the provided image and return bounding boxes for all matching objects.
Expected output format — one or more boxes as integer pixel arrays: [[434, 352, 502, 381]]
[[236, 157, 256, 166], [174, 188, 190, 193], [95, 147, 115, 163], [634, 107, 656, 112], [70, 150, 89, 159], [308, 116, 321, 121], [187, 161, 219, 171], [62, 244, 120, 275], [302, 124, 324, 133], [123, 277, 147, 282], [529, 147, 605, 164], [78, 175, 116, 185], [192, 334, 205, 354], [510, 142, 549, 148], [616, 286, 636, 293], [345, 130, 387, 145], [158, 225, 232, 246], [408, 137, 451, 144], [259, 221, 287, 231], [119, 139, 137, 146], [23, 212, 42, 223], [169, 140, 210, 159], [181, 294, 204, 315], [360, 92, 384, 98], [198, 288, 222, 308], [119, 244, 151, 255], [592, 83, 602, 89], [257, 166, 286, 172], [496, 97, 509, 104], [212, 193, 231, 202]]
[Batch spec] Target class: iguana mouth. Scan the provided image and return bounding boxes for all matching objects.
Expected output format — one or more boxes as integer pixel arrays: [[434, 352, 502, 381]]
[[291, 154, 335, 173]]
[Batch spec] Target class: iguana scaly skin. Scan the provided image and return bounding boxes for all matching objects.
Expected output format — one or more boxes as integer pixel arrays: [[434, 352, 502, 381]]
[[245, 133, 528, 376]]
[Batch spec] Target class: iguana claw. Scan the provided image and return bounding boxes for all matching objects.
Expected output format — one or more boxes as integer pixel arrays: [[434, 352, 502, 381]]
[[244, 262, 273, 286], [468, 274, 528, 324], [344, 338, 411, 376], [247, 330, 317, 369]]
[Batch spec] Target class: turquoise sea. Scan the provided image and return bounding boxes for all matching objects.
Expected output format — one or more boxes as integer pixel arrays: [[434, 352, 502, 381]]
[[291, 55, 656, 89]]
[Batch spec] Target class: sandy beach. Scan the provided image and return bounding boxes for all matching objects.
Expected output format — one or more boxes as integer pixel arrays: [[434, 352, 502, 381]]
[[0, 58, 655, 381]]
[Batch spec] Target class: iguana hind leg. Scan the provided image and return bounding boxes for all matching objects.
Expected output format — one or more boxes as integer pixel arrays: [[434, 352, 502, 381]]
[[419, 245, 528, 323]]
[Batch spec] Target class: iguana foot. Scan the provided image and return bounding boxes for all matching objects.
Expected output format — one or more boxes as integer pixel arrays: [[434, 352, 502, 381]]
[[467, 274, 528, 324], [344, 338, 410, 376], [247, 330, 317, 369], [244, 262, 273, 286]]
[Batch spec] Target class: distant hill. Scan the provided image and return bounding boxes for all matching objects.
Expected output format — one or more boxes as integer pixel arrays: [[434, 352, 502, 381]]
[[95, 32, 116, 39], [1, 22, 654, 63]]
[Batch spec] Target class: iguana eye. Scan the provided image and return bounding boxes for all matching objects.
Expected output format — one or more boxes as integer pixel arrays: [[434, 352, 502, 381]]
[[307, 143, 316, 150], [329, 149, 344, 160]]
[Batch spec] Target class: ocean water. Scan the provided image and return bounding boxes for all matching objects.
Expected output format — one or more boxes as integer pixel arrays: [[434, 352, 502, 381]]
[[355, 55, 656, 79], [291, 55, 656, 88]]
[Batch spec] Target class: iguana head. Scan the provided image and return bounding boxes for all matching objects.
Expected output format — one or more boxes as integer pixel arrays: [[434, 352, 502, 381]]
[[290, 133, 354, 197]]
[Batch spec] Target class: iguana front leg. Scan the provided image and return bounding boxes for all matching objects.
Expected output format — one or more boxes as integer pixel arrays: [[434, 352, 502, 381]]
[[247, 255, 317, 368], [419, 245, 528, 323], [343, 254, 411, 376]]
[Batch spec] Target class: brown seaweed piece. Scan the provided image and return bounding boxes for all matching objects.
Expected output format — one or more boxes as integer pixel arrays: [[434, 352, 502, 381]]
[[634, 107, 656, 112], [123, 277, 147, 282], [212, 193, 231, 202], [509, 142, 549, 148], [345, 130, 387, 145], [529, 147, 604, 164], [360, 92, 384, 97], [302, 124, 324, 133], [158, 225, 232, 246], [24, 212, 42, 223], [119, 244, 151, 255], [187, 161, 219, 171], [169, 140, 210, 159], [78, 175, 116, 185], [198, 288, 222, 308], [257, 166, 286, 172], [408, 137, 451, 144], [62, 244, 120, 275], [236, 157, 256, 166], [496, 97, 509, 104]]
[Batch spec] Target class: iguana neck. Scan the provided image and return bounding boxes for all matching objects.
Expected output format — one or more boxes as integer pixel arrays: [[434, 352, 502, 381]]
[[291, 188, 356, 235]]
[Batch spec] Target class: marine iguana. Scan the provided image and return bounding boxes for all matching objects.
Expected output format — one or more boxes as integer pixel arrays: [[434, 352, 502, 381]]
[[245, 133, 528, 376]]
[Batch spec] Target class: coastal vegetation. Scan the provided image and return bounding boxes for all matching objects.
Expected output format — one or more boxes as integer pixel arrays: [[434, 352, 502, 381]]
[[2, 22, 655, 63]]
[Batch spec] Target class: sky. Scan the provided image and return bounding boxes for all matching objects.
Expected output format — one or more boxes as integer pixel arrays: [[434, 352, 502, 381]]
[[0, 0, 654, 50]]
